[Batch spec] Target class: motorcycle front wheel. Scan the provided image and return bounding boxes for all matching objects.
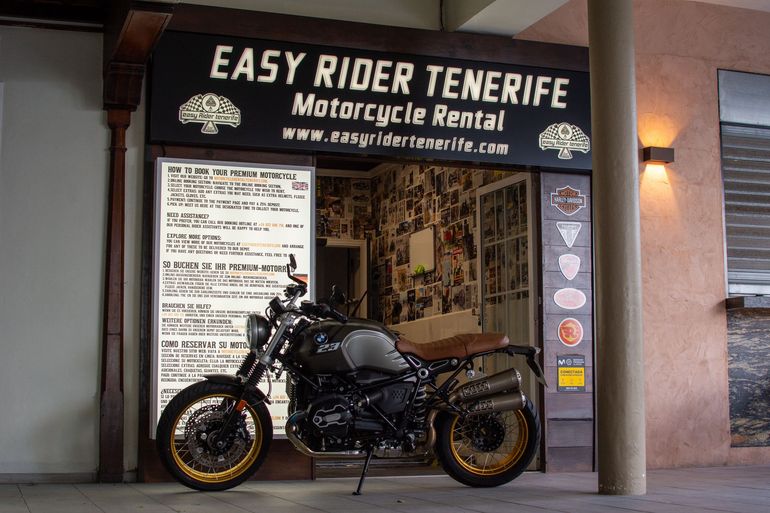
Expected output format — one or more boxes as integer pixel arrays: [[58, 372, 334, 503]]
[[435, 398, 540, 487], [156, 381, 272, 491]]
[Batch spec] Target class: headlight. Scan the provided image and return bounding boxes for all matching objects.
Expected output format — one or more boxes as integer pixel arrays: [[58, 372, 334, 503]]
[[245, 314, 271, 351]]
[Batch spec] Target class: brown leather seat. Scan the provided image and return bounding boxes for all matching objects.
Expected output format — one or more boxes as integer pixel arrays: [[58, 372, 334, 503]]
[[396, 333, 510, 361]]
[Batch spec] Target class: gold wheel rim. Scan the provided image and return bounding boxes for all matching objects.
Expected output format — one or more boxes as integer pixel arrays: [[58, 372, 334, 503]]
[[449, 410, 528, 476], [170, 393, 263, 483]]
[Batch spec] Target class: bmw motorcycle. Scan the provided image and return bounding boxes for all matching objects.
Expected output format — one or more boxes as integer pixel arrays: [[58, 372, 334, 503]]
[[156, 255, 545, 494]]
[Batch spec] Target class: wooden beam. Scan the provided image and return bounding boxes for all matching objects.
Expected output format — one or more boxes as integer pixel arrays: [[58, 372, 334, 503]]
[[99, 0, 172, 483], [100, 108, 130, 482], [103, 2, 172, 110]]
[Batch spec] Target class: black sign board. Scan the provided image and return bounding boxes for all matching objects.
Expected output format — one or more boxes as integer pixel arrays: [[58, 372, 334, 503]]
[[149, 31, 592, 170]]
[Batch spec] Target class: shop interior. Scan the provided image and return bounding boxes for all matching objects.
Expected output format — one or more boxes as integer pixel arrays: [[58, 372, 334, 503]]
[[314, 160, 539, 475]]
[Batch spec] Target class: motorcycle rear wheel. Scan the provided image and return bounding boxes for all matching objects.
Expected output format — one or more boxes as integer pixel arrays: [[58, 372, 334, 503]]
[[156, 381, 272, 491], [435, 398, 540, 487]]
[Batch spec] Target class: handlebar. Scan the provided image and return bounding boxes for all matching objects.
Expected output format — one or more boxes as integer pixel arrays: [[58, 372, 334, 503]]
[[300, 300, 348, 323], [281, 254, 347, 323]]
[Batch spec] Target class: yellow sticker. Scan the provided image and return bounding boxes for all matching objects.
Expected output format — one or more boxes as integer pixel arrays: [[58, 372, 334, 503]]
[[558, 367, 585, 388]]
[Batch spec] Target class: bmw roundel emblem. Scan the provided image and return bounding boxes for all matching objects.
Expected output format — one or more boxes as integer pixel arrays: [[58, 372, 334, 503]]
[[314, 332, 328, 345]]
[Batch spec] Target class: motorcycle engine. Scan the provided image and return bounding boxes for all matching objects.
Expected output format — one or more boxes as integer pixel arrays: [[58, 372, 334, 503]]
[[307, 394, 353, 438], [291, 374, 417, 452]]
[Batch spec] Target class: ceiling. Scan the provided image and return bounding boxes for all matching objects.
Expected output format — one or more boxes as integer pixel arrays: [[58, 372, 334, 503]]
[[3, 0, 770, 35], [3, 0, 768, 172]]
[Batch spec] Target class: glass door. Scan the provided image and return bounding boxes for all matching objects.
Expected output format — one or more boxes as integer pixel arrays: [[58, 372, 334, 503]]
[[476, 173, 539, 467]]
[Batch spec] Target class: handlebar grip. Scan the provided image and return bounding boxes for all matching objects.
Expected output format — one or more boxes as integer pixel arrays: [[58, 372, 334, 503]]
[[298, 301, 348, 323], [328, 308, 348, 324]]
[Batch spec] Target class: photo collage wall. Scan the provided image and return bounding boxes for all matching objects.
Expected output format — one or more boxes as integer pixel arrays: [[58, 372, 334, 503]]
[[317, 166, 511, 325]]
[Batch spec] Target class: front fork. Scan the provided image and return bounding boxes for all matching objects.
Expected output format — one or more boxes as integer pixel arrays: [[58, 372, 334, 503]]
[[205, 349, 270, 448]]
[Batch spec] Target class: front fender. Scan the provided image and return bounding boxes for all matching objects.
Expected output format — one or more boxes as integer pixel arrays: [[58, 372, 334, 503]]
[[203, 374, 271, 405]]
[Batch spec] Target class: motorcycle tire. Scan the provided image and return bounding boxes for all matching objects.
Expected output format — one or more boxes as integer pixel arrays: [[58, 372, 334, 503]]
[[435, 397, 540, 487], [156, 381, 272, 491]]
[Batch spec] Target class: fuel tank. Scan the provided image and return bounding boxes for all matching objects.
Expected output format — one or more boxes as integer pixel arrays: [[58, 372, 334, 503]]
[[294, 319, 409, 374]]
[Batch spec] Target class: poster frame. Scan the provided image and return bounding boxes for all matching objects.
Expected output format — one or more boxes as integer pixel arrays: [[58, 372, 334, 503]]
[[150, 156, 316, 437]]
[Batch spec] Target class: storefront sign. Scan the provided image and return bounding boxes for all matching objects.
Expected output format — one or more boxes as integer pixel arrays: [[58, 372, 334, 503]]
[[151, 158, 314, 436], [557, 355, 586, 392], [149, 31, 591, 170]]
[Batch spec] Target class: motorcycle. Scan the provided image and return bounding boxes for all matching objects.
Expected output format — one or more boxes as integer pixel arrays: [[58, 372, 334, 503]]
[[156, 255, 546, 494]]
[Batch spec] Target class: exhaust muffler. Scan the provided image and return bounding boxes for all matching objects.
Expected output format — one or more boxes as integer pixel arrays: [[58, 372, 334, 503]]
[[449, 368, 522, 403], [464, 391, 526, 415]]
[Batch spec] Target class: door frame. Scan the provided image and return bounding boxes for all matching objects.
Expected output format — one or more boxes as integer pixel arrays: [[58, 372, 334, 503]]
[[475, 172, 538, 351], [319, 237, 369, 318]]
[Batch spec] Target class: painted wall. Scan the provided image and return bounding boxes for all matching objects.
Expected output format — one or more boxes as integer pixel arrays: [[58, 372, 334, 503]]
[[0, 27, 108, 477], [517, 0, 770, 467]]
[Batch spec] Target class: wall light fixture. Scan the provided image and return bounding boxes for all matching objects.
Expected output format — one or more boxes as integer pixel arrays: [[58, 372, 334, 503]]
[[641, 146, 675, 164]]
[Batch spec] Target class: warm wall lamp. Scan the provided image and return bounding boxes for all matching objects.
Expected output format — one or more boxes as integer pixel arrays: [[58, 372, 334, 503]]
[[641, 146, 675, 164]]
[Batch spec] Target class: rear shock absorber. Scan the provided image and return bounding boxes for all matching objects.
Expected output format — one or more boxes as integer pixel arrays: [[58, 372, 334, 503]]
[[411, 383, 428, 430]]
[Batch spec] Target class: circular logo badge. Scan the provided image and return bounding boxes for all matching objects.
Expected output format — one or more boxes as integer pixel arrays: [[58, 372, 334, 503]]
[[314, 332, 328, 345], [558, 318, 584, 347], [558, 122, 574, 140], [201, 93, 221, 112]]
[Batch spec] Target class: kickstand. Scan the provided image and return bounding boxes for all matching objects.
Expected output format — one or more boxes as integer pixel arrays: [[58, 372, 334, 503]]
[[352, 447, 374, 496]]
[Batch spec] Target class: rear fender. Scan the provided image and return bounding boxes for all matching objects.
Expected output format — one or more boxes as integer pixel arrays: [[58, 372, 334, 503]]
[[203, 374, 272, 405], [504, 345, 548, 388]]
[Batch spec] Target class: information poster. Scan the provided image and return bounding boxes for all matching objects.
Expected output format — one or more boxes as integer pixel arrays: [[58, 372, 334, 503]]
[[152, 158, 314, 436]]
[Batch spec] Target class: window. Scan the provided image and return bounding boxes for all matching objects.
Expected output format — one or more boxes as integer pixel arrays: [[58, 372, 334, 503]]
[[719, 71, 770, 295]]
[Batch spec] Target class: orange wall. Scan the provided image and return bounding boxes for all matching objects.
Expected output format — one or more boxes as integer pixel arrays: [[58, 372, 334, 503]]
[[518, 0, 770, 468]]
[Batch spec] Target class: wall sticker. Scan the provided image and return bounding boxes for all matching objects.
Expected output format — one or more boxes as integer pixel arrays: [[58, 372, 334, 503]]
[[550, 186, 586, 216], [558, 253, 581, 280], [556, 221, 581, 248], [557, 354, 586, 392], [558, 317, 584, 347], [553, 287, 587, 310]]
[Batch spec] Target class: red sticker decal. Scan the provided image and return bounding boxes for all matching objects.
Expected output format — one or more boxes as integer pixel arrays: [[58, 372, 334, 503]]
[[558, 318, 584, 347]]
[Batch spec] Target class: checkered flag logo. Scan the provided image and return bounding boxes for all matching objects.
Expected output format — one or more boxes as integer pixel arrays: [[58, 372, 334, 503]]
[[538, 122, 590, 160], [179, 93, 241, 134]]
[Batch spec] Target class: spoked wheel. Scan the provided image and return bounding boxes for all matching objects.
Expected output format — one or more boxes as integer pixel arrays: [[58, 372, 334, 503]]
[[156, 381, 272, 491], [435, 398, 540, 487]]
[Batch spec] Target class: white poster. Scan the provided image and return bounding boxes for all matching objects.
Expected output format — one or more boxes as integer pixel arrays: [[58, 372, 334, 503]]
[[152, 158, 314, 436]]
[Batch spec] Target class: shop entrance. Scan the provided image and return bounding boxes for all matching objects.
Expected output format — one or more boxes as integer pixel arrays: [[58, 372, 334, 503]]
[[314, 165, 542, 476], [138, 11, 595, 483]]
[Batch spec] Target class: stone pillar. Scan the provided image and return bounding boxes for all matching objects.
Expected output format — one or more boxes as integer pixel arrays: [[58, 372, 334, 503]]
[[587, 0, 647, 495]]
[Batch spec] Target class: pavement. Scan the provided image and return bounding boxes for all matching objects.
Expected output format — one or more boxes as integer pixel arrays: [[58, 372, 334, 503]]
[[1, 465, 768, 513]]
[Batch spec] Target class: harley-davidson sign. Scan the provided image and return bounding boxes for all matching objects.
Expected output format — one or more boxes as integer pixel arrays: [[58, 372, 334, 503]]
[[149, 31, 592, 171], [550, 186, 586, 216]]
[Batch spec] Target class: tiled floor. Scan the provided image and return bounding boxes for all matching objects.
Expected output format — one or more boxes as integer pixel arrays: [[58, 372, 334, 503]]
[[1, 465, 768, 513]]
